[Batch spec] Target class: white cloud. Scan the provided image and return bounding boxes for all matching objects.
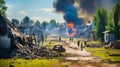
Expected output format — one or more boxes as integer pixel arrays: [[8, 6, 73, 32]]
[[18, 11, 28, 15], [36, 8, 54, 13], [6, 4, 12, 8], [30, 16, 51, 22], [6, 11, 12, 16]]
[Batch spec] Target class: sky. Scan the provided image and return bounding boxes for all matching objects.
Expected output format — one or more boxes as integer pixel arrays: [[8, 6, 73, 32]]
[[5, 0, 64, 23]]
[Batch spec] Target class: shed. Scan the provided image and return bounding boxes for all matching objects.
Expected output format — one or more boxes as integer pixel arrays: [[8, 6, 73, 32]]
[[103, 31, 115, 43]]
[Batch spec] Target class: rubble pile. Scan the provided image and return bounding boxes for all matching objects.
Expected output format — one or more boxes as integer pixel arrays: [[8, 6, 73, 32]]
[[52, 45, 66, 52], [105, 40, 120, 49], [10, 43, 66, 59], [0, 14, 66, 59]]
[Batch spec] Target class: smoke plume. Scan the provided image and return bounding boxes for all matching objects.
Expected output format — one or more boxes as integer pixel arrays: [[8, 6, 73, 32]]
[[53, 0, 120, 22], [53, 0, 83, 25], [77, 0, 120, 21]]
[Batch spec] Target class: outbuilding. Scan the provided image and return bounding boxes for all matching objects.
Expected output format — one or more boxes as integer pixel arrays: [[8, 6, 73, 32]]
[[103, 31, 115, 43]]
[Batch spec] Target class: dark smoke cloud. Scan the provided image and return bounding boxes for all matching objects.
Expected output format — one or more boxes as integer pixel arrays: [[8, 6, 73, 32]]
[[77, 0, 101, 14], [53, 0, 83, 25], [53, 0, 75, 13], [53, 0, 120, 23], [77, 0, 120, 14]]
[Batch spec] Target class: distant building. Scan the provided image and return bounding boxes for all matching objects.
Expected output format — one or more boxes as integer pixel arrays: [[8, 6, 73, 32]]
[[103, 31, 115, 43], [90, 31, 96, 41]]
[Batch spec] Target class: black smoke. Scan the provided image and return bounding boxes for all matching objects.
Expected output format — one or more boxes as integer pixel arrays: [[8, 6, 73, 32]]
[[54, 0, 120, 20], [77, 0, 101, 14], [77, 0, 120, 14], [53, 0, 83, 25], [53, 0, 74, 12]]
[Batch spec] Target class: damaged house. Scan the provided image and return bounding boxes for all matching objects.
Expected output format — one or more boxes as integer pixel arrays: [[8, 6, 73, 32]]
[[0, 13, 28, 49], [0, 14, 66, 58]]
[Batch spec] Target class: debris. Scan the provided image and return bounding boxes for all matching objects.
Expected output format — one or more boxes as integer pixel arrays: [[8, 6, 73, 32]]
[[9, 65, 14, 67], [0, 13, 66, 59], [52, 45, 66, 52], [9, 43, 66, 59]]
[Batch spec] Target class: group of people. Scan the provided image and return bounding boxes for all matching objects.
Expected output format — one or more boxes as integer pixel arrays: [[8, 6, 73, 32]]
[[69, 37, 83, 51]]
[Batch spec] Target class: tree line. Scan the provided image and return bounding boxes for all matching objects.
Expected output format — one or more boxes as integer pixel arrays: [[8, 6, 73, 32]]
[[12, 16, 60, 32], [93, 2, 120, 41], [0, 0, 60, 32]]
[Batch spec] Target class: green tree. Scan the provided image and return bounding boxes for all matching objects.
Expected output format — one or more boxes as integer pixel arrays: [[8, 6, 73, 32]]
[[23, 16, 30, 25], [0, 0, 7, 16], [29, 20, 34, 25], [49, 19, 56, 30], [93, 8, 108, 41], [56, 22, 60, 27], [35, 20, 41, 27], [106, 12, 115, 33], [12, 19, 19, 27], [112, 2, 120, 39], [41, 21, 49, 32]]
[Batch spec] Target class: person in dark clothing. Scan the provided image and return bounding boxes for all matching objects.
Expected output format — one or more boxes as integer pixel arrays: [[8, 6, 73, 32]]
[[69, 37, 71, 42], [59, 37, 61, 42], [41, 35, 44, 45], [77, 40, 80, 47]]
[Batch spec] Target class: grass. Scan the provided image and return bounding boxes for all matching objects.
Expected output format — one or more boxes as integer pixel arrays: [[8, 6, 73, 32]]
[[36, 38, 59, 48], [0, 38, 68, 67], [0, 58, 66, 67], [87, 41, 101, 45], [43, 38, 59, 48], [85, 47, 120, 62]]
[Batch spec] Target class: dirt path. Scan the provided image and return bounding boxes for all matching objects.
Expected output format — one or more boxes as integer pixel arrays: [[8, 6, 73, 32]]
[[58, 41, 120, 67]]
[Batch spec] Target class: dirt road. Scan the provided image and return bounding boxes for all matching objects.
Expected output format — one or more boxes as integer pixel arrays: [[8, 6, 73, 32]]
[[58, 41, 120, 67]]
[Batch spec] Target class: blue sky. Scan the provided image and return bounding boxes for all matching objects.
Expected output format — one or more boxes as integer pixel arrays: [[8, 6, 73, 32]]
[[5, 0, 64, 23]]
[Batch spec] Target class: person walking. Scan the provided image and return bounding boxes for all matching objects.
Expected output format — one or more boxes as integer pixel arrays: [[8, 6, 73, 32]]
[[77, 40, 80, 48]]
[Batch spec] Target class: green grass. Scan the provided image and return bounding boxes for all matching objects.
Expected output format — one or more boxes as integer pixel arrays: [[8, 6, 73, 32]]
[[87, 41, 101, 45], [0, 58, 66, 67], [85, 47, 120, 62], [0, 38, 68, 67], [43, 38, 59, 48]]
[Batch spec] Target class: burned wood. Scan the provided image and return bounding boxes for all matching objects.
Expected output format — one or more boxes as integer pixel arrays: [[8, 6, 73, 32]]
[[9, 42, 66, 59]]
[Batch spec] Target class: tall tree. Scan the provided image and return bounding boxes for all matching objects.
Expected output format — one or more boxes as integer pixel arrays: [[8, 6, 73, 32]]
[[93, 8, 108, 41], [112, 2, 120, 39], [35, 20, 41, 27], [41, 21, 49, 32], [56, 22, 60, 27], [29, 20, 34, 25], [12, 19, 19, 27], [0, 0, 7, 16], [23, 16, 30, 25], [106, 12, 115, 33], [49, 19, 57, 30]]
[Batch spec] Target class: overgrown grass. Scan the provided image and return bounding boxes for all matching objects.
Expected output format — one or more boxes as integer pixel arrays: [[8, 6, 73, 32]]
[[87, 41, 101, 45], [85, 47, 120, 62], [0, 58, 66, 67]]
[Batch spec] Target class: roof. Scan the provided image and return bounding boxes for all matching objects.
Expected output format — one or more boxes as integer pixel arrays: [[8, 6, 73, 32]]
[[103, 30, 110, 34], [0, 14, 26, 37]]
